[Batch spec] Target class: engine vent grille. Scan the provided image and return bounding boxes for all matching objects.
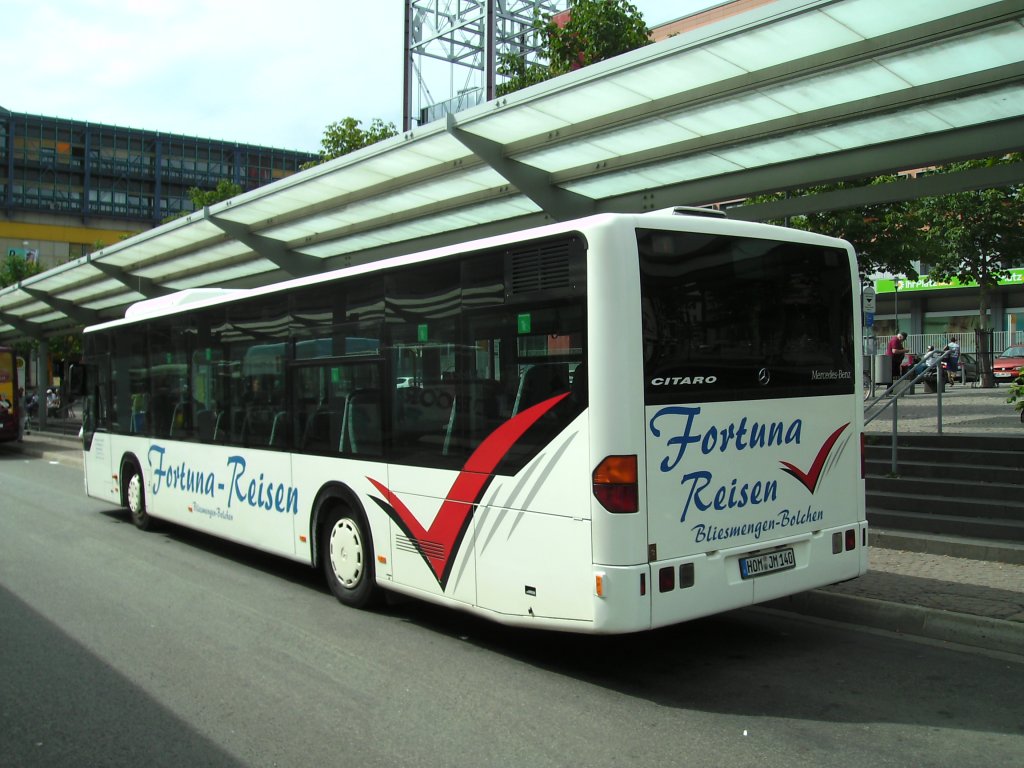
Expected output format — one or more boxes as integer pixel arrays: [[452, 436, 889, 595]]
[[509, 240, 573, 295], [396, 534, 445, 560]]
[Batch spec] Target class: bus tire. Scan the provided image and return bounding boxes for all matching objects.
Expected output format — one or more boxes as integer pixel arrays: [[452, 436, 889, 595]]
[[321, 504, 379, 609], [124, 462, 154, 531]]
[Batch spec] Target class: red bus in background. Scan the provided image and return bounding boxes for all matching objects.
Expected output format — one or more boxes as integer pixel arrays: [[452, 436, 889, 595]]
[[0, 347, 20, 442]]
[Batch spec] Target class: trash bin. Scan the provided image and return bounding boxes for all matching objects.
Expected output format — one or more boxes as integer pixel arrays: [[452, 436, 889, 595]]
[[874, 354, 892, 385]]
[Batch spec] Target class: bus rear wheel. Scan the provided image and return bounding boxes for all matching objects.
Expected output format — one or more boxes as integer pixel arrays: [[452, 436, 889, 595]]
[[125, 465, 153, 531], [321, 505, 379, 609]]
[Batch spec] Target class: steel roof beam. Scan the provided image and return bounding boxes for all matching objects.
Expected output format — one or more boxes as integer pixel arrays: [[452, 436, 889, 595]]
[[446, 113, 595, 222], [0, 310, 42, 337], [19, 287, 101, 326], [89, 258, 173, 298], [731, 154, 1024, 221], [205, 208, 324, 277]]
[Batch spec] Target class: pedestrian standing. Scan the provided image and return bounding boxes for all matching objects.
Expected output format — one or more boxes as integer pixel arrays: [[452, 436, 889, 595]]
[[944, 336, 962, 385], [17, 387, 27, 440], [887, 331, 908, 382]]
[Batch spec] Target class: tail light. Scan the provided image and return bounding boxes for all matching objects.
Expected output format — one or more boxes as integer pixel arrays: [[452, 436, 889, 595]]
[[593, 455, 638, 513]]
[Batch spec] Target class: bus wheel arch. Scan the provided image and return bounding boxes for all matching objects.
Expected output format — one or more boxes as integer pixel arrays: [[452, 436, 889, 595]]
[[312, 484, 381, 609], [120, 453, 154, 531]]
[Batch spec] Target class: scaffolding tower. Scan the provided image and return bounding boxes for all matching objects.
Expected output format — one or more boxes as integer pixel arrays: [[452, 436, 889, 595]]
[[403, 0, 567, 130]]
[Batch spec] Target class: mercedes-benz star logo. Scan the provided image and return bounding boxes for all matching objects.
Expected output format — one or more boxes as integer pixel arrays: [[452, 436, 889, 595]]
[[757, 367, 771, 386]]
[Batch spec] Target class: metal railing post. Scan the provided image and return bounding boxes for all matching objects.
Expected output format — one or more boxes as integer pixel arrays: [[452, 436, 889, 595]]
[[890, 397, 898, 474]]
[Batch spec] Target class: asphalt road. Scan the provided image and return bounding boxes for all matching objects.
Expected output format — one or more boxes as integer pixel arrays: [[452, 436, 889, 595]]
[[2, 452, 1022, 767]]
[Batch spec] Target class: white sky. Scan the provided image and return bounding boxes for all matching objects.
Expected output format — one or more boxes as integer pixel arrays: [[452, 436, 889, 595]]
[[3, 1, 719, 153]]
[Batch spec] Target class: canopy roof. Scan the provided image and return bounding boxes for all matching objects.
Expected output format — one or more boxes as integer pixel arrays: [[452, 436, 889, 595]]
[[2, 0, 1022, 342]]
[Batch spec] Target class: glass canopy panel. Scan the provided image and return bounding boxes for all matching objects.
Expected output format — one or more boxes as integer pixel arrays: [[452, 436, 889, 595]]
[[588, 118, 701, 159], [97, 225, 224, 268], [309, 164, 393, 194], [165, 261, 278, 291], [516, 138, 624, 173], [923, 85, 1024, 126], [820, 0, 995, 40], [612, 48, 749, 100], [814, 109, 956, 150], [29, 265, 90, 292], [704, 10, 864, 73], [132, 245, 249, 281], [86, 293, 147, 312], [764, 61, 913, 114], [57, 277, 127, 302], [880, 24, 1024, 87], [667, 93, 796, 137], [24, 311, 67, 324], [717, 133, 843, 168], [529, 80, 652, 126], [401, 131, 480, 165], [0, 293, 28, 311], [300, 196, 540, 259], [563, 153, 744, 198], [359, 146, 445, 179], [460, 105, 572, 145]]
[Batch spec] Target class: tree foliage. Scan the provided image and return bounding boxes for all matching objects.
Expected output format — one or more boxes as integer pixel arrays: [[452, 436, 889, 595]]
[[744, 156, 1024, 297], [745, 179, 928, 284], [161, 179, 244, 223], [916, 154, 1024, 330], [188, 179, 243, 210], [303, 117, 398, 169], [0, 252, 42, 289], [498, 0, 651, 96]]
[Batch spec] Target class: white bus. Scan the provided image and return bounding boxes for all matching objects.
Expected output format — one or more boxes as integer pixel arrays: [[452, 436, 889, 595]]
[[74, 208, 867, 633]]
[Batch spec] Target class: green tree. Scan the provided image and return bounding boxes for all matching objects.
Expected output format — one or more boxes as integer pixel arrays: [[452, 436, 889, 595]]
[[745, 178, 928, 283], [0, 251, 41, 288], [188, 179, 243, 209], [498, 0, 651, 95], [302, 117, 398, 169], [161, 178, 244, 223], [916, 155, 1024, 333]]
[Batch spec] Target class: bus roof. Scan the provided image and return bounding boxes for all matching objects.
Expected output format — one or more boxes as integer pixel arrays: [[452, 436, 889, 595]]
[[85, 209, 852, 334]]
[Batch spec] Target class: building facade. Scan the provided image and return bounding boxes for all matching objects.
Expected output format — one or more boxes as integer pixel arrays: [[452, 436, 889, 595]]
[[870, 270, 1024, 354], [1, 108, 316, 271]]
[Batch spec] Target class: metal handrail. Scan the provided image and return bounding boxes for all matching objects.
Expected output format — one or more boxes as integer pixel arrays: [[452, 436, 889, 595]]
[[864, 349, 953, 474]]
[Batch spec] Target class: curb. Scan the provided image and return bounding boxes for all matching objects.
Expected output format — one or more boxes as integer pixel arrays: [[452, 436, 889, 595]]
[[764, 589, 1024, 657], [871, 529, 1024, 565], [1, 435, 83, 468]]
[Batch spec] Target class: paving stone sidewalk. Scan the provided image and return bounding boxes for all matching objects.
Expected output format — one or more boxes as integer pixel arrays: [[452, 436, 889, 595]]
[[822, 548, 1024, 624]]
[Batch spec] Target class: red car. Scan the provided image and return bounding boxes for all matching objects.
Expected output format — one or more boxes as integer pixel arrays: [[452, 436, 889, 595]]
[[992, 345, 1024, 382]]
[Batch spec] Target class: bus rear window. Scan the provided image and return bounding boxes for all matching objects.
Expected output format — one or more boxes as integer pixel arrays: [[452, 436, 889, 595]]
[[638, 229, 855, 404]]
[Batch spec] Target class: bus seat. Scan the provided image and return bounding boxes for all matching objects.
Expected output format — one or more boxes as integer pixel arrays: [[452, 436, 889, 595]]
[[269, 411, 289, 448], [242, 407, 274, 446], [196, 409, 217, 441], [168, 403, 184, 438], [343, 390, 382, 456], [513, 364, 570, 415], [301, 408, 337, 453]]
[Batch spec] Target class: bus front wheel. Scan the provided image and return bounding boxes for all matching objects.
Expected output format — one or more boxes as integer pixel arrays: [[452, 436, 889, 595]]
[[321, 505, 379, 609], [125, 465, 153, 531]]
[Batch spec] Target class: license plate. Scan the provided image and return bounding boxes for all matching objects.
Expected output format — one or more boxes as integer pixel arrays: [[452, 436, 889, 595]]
[[739, 548, 795, 579]]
